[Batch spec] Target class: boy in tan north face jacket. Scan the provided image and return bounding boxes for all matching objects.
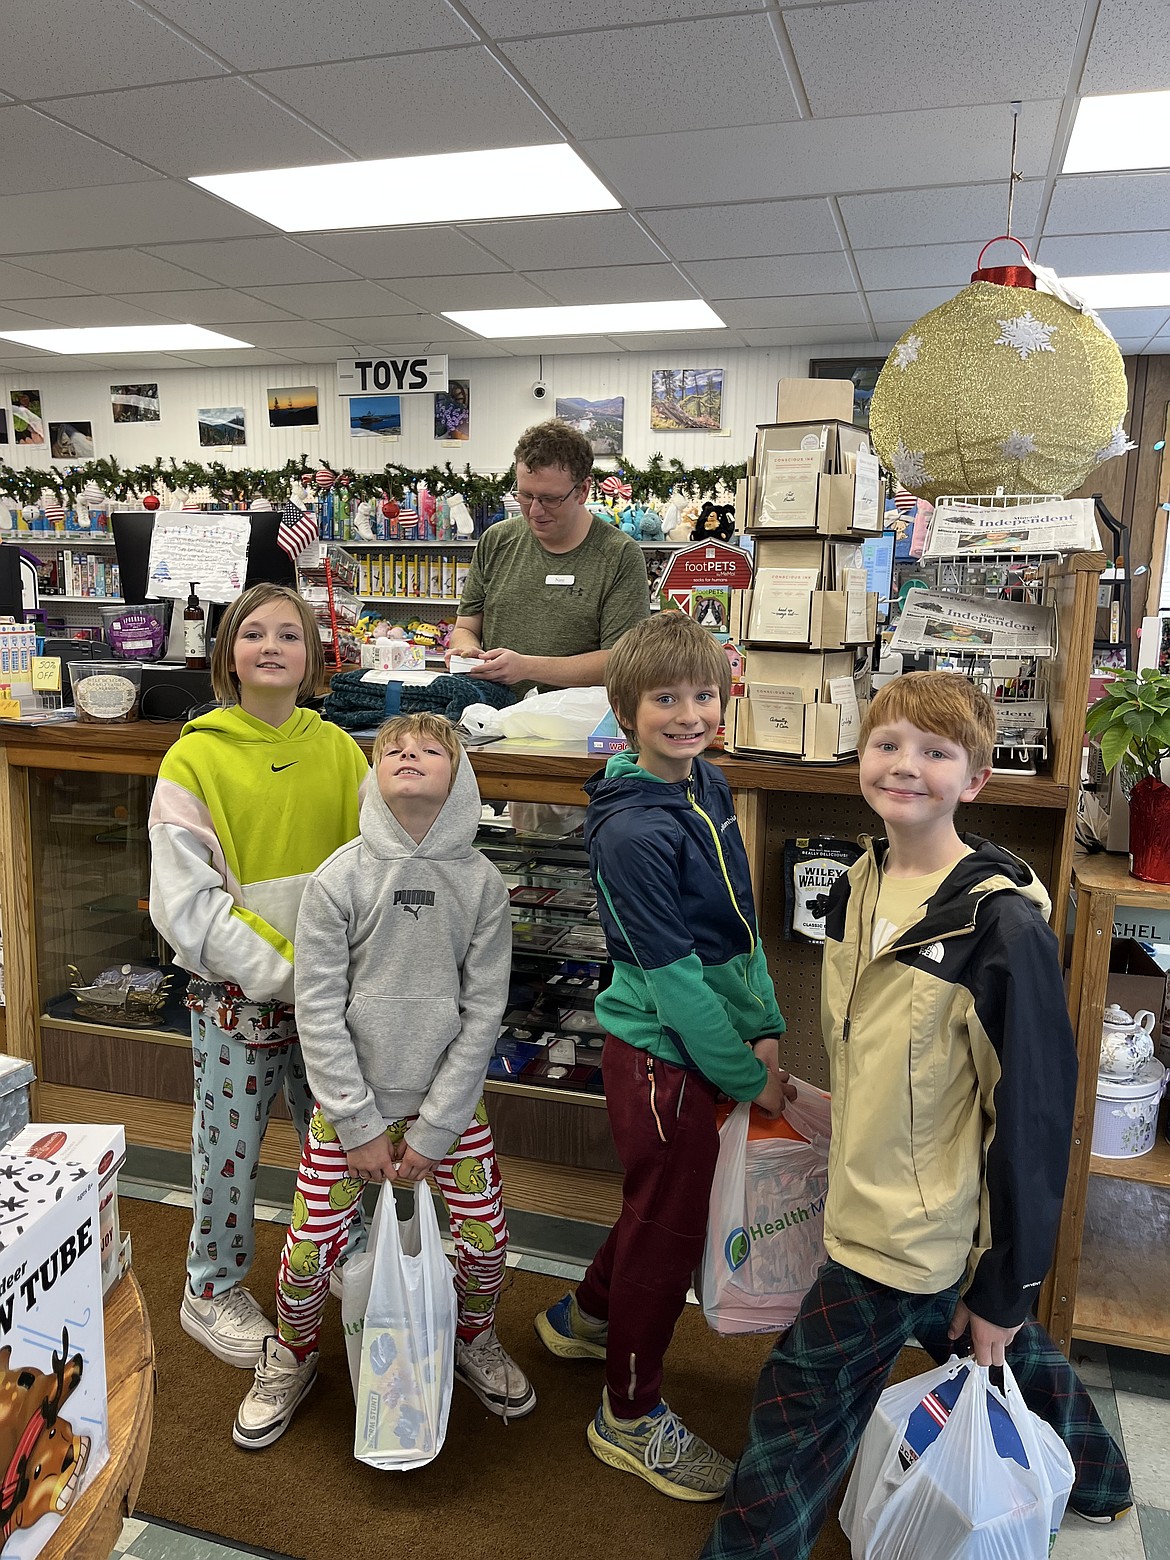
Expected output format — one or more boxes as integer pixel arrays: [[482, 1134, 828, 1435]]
[[704, 673, 1132, 1560]]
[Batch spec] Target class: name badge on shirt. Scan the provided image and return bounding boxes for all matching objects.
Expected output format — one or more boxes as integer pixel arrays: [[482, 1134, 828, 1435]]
[[545, 574, 575, 586]]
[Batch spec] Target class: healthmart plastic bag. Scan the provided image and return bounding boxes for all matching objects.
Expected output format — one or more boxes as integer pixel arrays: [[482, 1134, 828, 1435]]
[[342, 1180, 457, 1471], [839, 1356, 1075, 1560], [700, 1078, 831, 1335]]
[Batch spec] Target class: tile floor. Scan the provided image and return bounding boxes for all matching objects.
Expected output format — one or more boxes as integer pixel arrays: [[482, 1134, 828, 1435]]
[[109, 1172, 1170, 1560]]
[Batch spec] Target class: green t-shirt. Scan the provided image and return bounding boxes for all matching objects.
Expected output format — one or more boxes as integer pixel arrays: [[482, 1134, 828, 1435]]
[[459, 516, 650, 694]]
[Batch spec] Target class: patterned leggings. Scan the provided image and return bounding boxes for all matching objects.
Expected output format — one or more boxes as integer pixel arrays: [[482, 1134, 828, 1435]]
[[275, 1100, 509, 1359]]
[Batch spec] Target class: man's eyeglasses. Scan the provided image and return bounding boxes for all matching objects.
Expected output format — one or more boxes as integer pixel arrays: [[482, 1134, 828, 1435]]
[[516, 482, 581, 513]]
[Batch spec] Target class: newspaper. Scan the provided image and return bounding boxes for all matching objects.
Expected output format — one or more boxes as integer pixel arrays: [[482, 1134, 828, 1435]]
[[889, 590, 1056, 657], [922, 499, 1101, 560]]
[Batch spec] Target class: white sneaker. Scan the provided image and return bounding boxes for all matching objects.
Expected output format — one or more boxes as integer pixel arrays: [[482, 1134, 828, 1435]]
[[181, 1285, 273, 1368], [454, 1328, 536, 1421], [233, 1336, 318, 1450]]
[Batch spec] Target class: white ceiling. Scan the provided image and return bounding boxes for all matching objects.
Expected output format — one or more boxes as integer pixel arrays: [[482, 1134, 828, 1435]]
[[0, 0, 1168, 373]]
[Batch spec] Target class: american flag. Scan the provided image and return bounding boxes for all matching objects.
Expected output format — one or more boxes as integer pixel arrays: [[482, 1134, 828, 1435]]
[[277, 499, 319, 560]]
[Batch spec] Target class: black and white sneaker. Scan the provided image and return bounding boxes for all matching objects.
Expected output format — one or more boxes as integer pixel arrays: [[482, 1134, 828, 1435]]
[[454, 1329, 536, 1421], [233, 1336, 318, 1449]]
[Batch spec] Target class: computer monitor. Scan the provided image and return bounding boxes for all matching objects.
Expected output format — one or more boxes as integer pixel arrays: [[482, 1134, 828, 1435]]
[[110, 511, 295, 607]]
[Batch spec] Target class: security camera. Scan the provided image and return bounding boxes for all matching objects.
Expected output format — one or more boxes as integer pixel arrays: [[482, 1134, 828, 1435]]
[[531, 380, 549, 401]]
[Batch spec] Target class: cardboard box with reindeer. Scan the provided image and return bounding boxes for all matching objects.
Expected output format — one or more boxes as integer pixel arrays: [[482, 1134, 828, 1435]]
[[0, 1154, 107, 1559]]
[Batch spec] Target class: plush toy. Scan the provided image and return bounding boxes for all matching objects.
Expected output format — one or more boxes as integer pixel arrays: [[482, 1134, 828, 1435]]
[[690, 502, 736, 543], [618, 504, 641, 540], [638, 506, 666, 542]]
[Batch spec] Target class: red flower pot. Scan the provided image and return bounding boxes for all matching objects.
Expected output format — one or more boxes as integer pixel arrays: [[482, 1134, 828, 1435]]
[[1128, 776, 1170, 884]]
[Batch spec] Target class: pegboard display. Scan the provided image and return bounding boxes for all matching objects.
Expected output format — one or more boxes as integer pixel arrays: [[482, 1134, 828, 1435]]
[[758, 788, 1062, 1091]]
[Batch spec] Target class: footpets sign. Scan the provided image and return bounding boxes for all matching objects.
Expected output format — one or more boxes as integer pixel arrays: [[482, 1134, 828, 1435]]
[[337, 357, 448, 395]]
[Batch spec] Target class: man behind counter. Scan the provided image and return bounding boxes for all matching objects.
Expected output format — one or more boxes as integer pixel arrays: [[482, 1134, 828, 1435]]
[[446, 420, 650, 696]]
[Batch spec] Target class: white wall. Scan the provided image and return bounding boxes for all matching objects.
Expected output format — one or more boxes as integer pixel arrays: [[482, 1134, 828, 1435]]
[[0, 341, 878, 490]]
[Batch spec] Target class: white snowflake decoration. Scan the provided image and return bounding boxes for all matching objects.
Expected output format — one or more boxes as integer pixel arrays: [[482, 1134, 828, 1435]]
[[1000, 431, 1038, 461], [890, 440, 929, 492], [1093, 422, 1137, 464], [995, 311, 1057, 361], [894, 334, 922, 370]]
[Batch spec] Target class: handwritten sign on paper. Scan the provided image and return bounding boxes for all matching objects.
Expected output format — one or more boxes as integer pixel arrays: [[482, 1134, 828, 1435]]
[[146, 515, 251, 603]]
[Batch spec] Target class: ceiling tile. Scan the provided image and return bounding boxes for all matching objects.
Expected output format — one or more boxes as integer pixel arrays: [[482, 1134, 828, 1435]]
[[504, 16, 798, 140], [839, 182, 1044, 249], [0, 108, 159, 195], [464, 0, 763, 32], [46, 78, 345, 179], [1081, 0, 1170, 92], [147, 0, 473, 71], [0, 305, 75, 331], [321, 315, 477, 345], [786, 0, 1083, 115], [15, 248, 212, 293], [108, 289, 299, 325], [387, 274, 555, 311], [64, 352, 206, 370], [0, 259, 90, 301], [229, 322, 356, 349], [458, 213, 664, 270], [1096, 308, 1170, 338], [255, 51, 552, 158], [640, 199, 841, 261], [587, 102, 1062, 208], [239, 281, 411, 318], [740, 325, 877, 347], [521, 264, 696, 305], [140, 237, 357, 287], [855, 243, 981, 291], [687, 253, 855, 299], [717, 294, 867, 328], [1036, 232, 1170, 273], [447, 342, 517, 359], [605, 329, 747, 351], [1, 295, 174, 327], [489, 335, 619, 354], [1046, 174, 1170, 236], [0, 181, 269, 255], [297, 228, 509, 278], [866, 286, 957, 323], [175, 349, 299, 367], [265, 344, 365, 363], [0, 0, 227, 99]]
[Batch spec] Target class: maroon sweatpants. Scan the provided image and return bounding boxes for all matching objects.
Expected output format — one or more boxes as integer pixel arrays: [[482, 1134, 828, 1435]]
[[576, 1034, 721, 1419]]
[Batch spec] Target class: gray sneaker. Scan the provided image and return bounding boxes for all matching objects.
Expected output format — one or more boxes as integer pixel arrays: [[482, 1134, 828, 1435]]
[[587, 1393, 733, 1501], [181, 1284, 273, 1368], [233, 1336, 318, 1449], [455, 1329, 536, 1420]]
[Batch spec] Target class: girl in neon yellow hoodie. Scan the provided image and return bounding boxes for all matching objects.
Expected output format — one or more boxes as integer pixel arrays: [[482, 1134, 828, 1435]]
[[149, 584, 368, 1369]]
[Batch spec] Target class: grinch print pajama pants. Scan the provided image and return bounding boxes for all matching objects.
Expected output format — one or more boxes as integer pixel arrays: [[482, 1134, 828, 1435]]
[[274, 1101, 509, 1360]]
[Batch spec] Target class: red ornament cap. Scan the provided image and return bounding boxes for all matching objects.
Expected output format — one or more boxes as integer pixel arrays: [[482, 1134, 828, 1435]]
[[971, 235, 1036, 290]]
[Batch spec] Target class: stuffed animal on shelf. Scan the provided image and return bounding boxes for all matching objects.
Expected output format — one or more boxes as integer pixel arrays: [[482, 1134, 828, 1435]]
[[690, 502, 736, 543], [618, 504, 641, 540], [638, 506, 666, 542]]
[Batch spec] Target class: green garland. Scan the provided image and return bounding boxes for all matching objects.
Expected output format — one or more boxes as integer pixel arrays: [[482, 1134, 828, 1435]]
[[0, 451, 746, 509]]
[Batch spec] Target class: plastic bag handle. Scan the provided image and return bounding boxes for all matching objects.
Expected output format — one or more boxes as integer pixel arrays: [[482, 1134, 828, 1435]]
[[976, 235, 1032, 268], [783, 1082, 832, 1145]]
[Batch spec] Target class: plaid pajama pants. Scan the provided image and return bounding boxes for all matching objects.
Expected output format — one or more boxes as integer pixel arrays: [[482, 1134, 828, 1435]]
[[701, 1259, 1132, 1560]]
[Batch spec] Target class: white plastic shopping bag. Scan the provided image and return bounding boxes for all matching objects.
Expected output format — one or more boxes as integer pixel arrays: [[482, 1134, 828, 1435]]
[[460, 685, 610, 742], [700, 1078, 831, 1335], [839, 1356, 1075, 1560], [344, 1181, 457, 1471]]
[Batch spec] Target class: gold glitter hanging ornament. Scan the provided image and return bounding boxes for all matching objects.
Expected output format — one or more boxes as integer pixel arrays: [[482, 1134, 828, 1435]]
[[869, 237, 1131, 503]]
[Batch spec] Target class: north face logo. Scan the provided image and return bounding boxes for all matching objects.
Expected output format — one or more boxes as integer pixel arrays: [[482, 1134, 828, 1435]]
[[393, 888, 436, 919], [920, 941, 945, 964]]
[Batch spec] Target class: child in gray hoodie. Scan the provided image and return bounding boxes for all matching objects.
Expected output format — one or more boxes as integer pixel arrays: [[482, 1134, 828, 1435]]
[[233, 712, 535, 1450]]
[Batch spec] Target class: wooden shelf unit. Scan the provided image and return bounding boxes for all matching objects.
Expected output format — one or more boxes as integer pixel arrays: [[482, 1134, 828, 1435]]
[[0, 551, 1106, 1233], [1042, 852, 1170, 1355]]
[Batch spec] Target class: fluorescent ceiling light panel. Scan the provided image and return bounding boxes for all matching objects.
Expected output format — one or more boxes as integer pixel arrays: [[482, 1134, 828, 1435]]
[[1063, 90, 1170, 172], [0, 324, 253, 353], [1062, 273, 1170, 309], [192, 145, 620, 231], [444, 299, 725, 338]]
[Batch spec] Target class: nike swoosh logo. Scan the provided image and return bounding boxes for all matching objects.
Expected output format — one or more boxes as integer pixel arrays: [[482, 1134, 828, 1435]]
[[271, 762, 297, 772]]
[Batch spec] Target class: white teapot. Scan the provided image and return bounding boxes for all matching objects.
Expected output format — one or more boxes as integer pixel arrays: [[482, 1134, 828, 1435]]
[[1099, 1003, 1157, 1080]]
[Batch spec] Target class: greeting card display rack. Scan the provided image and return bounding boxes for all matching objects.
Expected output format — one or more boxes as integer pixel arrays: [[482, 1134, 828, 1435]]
[[297, 545, 360, 669]]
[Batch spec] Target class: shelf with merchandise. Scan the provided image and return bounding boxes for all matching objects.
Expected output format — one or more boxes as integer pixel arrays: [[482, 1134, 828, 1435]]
[[2, 533, 115, 546]]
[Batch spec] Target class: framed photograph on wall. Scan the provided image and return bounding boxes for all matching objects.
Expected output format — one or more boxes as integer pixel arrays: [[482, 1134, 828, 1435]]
[[808, 357, 886, 430]]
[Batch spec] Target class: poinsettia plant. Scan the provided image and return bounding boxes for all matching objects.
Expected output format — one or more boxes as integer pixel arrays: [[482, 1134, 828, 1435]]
[[1085, 668, 1170, 780]]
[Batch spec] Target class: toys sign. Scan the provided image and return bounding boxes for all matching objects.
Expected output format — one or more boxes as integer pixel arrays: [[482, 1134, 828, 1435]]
[[337, 356, 449, 395], [660, 541, 753, 595]]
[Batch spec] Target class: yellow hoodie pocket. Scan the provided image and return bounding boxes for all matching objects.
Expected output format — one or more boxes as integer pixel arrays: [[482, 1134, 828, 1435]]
[[346, 995, 461, 1093], [907, 969, 960, 1222]]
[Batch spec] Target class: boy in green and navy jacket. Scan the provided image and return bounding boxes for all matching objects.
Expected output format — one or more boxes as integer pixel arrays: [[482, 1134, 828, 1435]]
[[535, 612, 792, 1503]]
